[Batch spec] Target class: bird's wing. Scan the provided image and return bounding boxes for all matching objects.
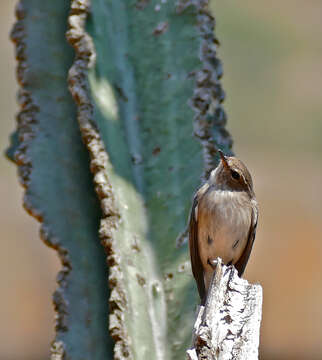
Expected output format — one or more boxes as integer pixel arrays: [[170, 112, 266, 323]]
[[235, 200, 258, 277], [189, 183, 209, 301]]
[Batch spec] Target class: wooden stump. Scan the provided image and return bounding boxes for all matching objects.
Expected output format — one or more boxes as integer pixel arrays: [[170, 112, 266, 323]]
[[187, 258, 262, 360]]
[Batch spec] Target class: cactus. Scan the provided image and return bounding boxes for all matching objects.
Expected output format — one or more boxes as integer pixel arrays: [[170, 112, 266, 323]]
[[7, 0, 233, 359]]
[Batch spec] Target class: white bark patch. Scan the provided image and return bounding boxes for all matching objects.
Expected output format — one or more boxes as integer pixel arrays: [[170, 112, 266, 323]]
[[187, 258, 262, 360]]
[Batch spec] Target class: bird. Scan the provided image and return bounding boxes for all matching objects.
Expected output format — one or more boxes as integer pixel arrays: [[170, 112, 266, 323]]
[[189, 150, 258, 304]]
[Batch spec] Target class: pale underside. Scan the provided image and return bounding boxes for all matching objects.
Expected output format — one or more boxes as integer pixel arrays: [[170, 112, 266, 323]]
[[197, 188, 252, 292]]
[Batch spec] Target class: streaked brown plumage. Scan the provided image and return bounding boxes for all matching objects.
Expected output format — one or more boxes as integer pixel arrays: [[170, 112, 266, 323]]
[[189, 151, 258, 304]]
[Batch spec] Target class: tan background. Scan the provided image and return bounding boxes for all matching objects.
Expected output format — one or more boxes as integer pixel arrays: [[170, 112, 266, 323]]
[[1, 0, 322, 359]]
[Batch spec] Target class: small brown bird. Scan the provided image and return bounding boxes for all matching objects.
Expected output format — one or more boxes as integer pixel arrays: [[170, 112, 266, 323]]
[[189, 151, 258, 304]]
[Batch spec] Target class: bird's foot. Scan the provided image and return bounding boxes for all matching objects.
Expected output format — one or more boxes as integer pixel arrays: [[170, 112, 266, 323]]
[[208, 258, 233, 269], [207, 258, 218, 270]]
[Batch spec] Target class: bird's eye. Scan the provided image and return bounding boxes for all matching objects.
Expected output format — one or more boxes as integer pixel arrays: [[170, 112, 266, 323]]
[[231, 170, 240, 180]]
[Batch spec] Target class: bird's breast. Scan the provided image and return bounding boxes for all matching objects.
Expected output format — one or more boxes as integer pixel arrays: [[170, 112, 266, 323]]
[[207, 190, 251, 229], [197, 189, 252, 272]]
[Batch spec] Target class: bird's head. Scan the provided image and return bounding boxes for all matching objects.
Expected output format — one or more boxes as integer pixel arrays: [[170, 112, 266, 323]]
[[209, 150, 254, 196]]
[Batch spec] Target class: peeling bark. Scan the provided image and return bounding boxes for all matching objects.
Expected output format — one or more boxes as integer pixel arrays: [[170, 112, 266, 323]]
[[187, 259, 262, 360]]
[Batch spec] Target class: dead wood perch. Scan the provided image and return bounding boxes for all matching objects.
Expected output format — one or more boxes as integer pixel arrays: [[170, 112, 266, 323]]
[[187, 258, 262, 360]]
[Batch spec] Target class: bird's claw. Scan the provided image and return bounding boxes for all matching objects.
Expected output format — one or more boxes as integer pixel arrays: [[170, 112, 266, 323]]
[[207, 258, 218, 269]]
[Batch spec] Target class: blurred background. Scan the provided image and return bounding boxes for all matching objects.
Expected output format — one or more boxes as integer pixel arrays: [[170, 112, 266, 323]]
[[1, 0, 322, 359]]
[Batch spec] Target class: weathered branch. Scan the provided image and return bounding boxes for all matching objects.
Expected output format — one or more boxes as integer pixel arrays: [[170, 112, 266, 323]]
[[187, 258, 262, 360]]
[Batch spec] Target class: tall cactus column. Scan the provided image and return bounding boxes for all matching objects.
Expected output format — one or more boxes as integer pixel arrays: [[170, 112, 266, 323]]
[[8, 0, 233, 359]]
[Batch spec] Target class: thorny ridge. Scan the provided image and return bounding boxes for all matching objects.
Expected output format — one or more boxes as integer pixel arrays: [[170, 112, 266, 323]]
[[178, 0, 233, 181], [66, 1, 132, 359], [9, 3, 71, 359], [176, 0, 233, 249]]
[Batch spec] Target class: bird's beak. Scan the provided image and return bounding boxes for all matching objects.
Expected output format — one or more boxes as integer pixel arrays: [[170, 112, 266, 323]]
[[218, 150, 229, 169]]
